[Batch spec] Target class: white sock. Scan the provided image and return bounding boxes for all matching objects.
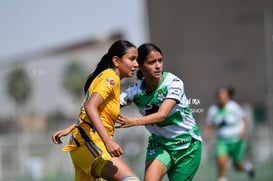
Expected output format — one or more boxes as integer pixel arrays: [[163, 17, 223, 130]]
[[218, 177, 228, 181]]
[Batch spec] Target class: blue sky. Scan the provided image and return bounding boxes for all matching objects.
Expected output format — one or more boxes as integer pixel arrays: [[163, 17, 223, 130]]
[[0, 0, 149, 62]]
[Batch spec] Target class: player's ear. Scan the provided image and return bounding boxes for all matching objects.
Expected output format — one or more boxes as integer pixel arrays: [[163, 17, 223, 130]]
[[112, 56, 120, 67]]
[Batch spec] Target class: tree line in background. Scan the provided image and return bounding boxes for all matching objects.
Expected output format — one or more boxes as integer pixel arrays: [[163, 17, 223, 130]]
[[2, 61, 87, 132]]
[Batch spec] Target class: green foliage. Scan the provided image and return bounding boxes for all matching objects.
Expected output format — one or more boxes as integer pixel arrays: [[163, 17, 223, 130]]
[[63, 61, 86, 99], [6, 67, 31, 105]]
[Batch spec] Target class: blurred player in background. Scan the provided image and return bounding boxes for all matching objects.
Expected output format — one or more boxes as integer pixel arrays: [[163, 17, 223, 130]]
[[117, 43, 202, 181], [52, 40, 140, 181], [204, 87, 255, 181]]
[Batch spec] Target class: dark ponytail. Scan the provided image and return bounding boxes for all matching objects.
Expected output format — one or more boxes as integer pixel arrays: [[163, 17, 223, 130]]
[[84, 54, 111, 93], [136, 70, 144, 80], [227, 86, 235, 99], [137, 43, 163, 80], [216, 86, 235, 100], [84, 40, 136, 93]]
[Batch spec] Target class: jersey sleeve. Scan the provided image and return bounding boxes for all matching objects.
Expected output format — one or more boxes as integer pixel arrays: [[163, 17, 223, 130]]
[[166, 77, 184, 102], [120, 84, 137, 107], [234, 102, 246, 120], [91, 72, 118, 100]]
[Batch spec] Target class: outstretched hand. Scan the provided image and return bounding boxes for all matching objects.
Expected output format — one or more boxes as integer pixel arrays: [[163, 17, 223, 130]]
[[52, 126, 73, 144], [116, 114, 138, 128]]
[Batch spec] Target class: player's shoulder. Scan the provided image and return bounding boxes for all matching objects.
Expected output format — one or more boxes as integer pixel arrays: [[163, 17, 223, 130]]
[[164, 72, 183, 84], [98, 69, 119, 81], [130, 80, 142, 90], [208, 104, 219, 114], [101, 68, 118, 77], [93, 69, 119, 88], [122, 80, 142, 94], [165, 72, 179, 79], [226, 100, 241, 109]]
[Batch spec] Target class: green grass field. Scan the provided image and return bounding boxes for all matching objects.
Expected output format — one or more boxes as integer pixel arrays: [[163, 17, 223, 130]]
[[192, 162, 273, 181], [4, 162, 273, 181], [156, 162, 273, 181], [160, 162, 273, 181]]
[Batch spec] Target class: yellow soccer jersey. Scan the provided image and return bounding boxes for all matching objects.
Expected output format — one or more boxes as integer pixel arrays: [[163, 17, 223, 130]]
[[63, 68, 120, 152]]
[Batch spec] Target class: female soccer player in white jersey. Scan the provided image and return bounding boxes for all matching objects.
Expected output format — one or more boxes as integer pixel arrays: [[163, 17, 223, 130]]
[[204, 87, 254, 181], [117, 43, 202, 181]]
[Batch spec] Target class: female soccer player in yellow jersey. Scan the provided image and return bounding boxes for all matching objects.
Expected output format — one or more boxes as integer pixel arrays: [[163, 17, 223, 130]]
[[52, 40, 140, 181]]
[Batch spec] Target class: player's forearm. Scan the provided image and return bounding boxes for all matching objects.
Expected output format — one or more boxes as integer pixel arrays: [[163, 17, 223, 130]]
[[243, 117, 248, 130], [58, 123, 76, 134], [240, 117, 248, 138], [86, 105, 112, 143], [66, 123, 76, 132], [136, 99, 176, 125], [204, 125, 214, 139], [135, 112, 166, 125]]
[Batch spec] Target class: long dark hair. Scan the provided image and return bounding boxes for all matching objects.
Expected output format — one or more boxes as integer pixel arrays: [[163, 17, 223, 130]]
[[136, 43, 163, 80], [84, 40, 136, 93]]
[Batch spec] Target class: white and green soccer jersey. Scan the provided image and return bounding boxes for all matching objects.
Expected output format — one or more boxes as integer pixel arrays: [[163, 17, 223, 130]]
[[120, 72, 202, 150], [206, 100, 245, 143]]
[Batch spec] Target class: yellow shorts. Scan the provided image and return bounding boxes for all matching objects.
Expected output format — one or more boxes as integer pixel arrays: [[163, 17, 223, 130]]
[[69, 140, 111, 181]]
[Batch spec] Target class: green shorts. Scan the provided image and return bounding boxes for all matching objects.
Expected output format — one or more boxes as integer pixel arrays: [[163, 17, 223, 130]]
[[216, 140, 245, 162], [146, 137, 202, 181]]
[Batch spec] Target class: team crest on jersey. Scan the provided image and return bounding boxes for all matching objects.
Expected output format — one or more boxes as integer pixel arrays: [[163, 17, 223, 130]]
[[106, 77, 115, 86], [148, 149, 156, 155], [157, 89, 165, 101]]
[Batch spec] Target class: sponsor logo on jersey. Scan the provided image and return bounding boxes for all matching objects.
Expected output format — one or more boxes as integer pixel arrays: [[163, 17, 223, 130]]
[[106, 77, 115, 86]]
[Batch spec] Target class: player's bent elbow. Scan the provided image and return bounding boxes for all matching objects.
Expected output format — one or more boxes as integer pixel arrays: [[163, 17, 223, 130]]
[[157, 112, 168, 123]]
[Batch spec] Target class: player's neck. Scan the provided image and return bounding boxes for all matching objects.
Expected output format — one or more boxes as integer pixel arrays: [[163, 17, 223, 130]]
[[144, 77, 161, 92]]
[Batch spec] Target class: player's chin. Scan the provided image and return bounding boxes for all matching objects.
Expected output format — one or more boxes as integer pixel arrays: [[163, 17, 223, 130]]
[[153, 73, 162, 79], [127, 71, 135, 77]]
